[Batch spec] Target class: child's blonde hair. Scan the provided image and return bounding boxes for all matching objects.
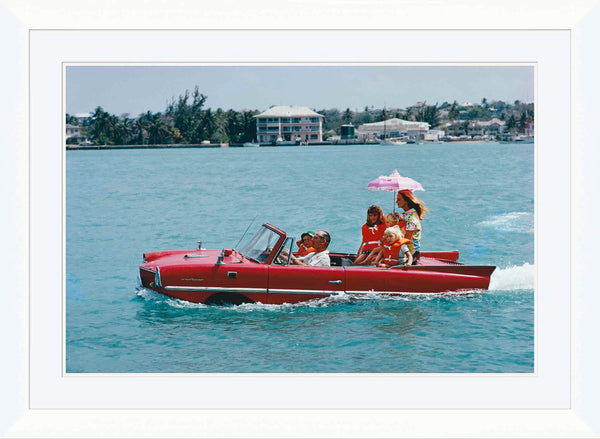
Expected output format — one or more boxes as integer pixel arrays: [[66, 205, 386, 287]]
[[384, 225, 404, 240], [386, 212, 401, 225]]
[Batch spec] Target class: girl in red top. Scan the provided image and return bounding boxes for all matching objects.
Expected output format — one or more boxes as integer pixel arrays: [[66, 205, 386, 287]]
[[376, 225, 413, 268], [353, 205, 386, 265]]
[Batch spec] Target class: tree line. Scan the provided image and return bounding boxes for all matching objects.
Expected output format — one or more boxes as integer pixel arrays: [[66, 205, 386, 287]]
[[67, 89, 535, 145], [67, 87, 259, 146]]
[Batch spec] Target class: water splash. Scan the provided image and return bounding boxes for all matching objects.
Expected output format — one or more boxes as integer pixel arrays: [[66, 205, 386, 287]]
[[135, 287, 490, 311], [489, 263, 535, 291], [135, 287, 209, 308], [135, 287, 162, 301], [477, 212, 534, 233]]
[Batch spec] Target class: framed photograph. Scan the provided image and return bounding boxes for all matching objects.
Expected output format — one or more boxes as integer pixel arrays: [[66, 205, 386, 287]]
[[2, 1, 599, 437]]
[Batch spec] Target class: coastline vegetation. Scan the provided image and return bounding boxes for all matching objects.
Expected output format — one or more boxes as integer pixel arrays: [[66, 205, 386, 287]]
[[66, 87, 534, 146]]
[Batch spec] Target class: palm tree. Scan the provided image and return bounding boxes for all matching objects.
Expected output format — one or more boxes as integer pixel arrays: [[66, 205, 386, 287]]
[[505, 114, 517, 133], [201, 109, 216, 142], [376, 107, 389, 123], [66, 113, 79, 126], [114, 117, 135, 145], [135, 111, 153, 144], [240, 110, 257, 142], [90, 106, 117, 145], [418, 104, 439, 128], [518, 112, 528, 133], [142, 112, 169, 145], [223, 109, 242, 143]]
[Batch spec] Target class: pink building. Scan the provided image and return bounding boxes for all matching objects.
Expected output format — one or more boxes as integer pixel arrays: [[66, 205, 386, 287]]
[[254, 106, 324, 144]]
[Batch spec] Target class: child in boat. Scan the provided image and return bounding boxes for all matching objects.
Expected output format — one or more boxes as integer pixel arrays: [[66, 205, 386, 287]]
[[362, 211, 402, 265], [353, 205, 386, 265], [295, 231, 316, 257], [376, 225, 413, 268]]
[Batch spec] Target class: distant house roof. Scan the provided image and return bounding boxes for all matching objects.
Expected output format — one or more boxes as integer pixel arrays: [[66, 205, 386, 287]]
[[357, 118, 430, 131], [73, 112, 93, 119], [476, 118, 505, 127], [66, 123, 80, 129], [255, 106, 324, 118]]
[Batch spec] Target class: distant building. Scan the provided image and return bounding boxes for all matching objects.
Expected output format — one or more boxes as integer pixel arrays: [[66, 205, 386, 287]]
[[476, 118, 506, 136], [356, 118, 430, 141], [445, 118, 505, 137], [424, 129, 444, 142], [254, 106, 324, 144], [65, 124, 81, 139], [340, 124, 356, 141]]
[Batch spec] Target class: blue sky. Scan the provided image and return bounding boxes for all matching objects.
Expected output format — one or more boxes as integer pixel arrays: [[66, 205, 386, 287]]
[[66, 65, 534, 116]]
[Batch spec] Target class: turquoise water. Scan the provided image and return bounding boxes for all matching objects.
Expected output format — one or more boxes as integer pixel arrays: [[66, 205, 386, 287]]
[[66, 142, 534, 373]]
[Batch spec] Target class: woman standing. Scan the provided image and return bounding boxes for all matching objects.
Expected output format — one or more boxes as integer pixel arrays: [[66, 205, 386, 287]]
[[396, 190, 429, 262]]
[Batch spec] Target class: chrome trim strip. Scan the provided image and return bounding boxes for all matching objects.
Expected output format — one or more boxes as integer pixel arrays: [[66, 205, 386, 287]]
[[345, 290, 431, 296], [184, 254, 209, 258], [140, 267, 155, 274], [161, 285, 442, 296], [180, 278, 204, 282], [164, 286, 268, 293], [267, 289, 341, 296], [163, 286, 344, 296]]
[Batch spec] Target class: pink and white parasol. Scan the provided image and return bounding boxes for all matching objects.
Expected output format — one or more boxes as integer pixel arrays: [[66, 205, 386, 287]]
[[367, 169, 424, 192], [367, 169, 424, 211]]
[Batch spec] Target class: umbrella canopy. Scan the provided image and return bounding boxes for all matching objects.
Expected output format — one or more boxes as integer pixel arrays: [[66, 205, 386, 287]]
[[367, 169, 424, 211], [367, 169, 424, 192]]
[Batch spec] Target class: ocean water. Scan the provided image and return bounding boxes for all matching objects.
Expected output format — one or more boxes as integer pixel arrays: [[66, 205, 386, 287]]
[[66, 142, 534, 373]]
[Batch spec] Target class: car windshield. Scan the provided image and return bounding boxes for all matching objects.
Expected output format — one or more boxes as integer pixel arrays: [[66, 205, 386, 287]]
[[238, 225, 283, 264]]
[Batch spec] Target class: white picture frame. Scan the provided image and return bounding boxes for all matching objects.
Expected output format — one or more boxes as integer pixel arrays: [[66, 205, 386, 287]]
[[2, 1, 599, 437]]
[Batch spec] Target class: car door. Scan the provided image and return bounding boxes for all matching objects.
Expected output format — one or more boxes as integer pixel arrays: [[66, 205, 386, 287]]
[[267, 265, 346, 305]]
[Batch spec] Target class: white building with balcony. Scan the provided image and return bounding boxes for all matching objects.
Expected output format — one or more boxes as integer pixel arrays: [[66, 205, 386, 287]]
[[254, 106, 324, 144]]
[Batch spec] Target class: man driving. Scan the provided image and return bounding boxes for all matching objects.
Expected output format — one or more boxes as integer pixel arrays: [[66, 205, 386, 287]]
[[289, 230, 331, 266]]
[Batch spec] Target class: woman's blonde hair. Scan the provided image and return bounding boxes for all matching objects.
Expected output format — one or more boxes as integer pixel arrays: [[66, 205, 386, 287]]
[[384, 225, 404, 240]]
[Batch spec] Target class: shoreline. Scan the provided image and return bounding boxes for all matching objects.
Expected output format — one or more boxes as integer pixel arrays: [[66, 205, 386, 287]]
[[65, 139, 523, 151]]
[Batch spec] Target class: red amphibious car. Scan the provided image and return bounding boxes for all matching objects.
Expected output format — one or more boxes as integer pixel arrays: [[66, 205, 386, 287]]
[[139, 223, 496, 305]]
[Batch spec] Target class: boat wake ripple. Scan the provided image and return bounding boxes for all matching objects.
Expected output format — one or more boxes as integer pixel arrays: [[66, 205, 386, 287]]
[[477, 212, 533, 233], [489, 263, 534, 291], [135, 286, 496, 311]]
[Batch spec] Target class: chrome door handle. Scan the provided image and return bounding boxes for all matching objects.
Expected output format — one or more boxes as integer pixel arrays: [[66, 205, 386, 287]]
[[328, 280, 342, 284]]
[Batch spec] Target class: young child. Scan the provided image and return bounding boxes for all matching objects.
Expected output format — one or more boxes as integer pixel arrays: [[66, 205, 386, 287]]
[[376, 225, 413, 268], [296, 231, 315, 257], [353, 205, 386, 265], [362, 211, 402, 265]]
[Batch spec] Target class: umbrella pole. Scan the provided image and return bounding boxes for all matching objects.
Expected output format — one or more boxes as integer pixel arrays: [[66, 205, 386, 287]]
[[393, 190, 396, 212]]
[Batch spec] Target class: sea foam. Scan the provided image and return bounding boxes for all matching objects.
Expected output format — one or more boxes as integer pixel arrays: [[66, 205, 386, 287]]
[[478, 212, 534, 234], [489, 263, 535, 291]]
